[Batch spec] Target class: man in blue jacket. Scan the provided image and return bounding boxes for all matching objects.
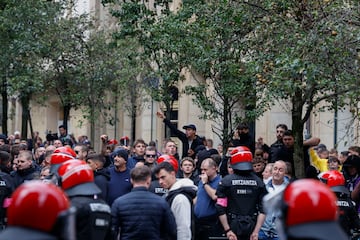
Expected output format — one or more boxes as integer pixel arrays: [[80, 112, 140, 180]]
[[111, 165, 177, 240]]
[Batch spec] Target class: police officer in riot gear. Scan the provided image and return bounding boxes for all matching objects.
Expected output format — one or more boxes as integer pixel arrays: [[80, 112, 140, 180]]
[[263, 179, 348, 240], [58, 160, 111, 240], [0, 181, 76, 240], [216, 146, 267, 240], [319, 170, 360, 237]]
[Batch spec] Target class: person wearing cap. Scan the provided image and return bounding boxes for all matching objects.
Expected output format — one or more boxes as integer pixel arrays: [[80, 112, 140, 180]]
[[58, 160, 111, 240], [108, 148, 132, 205], [319, 170, 360, 237], [0, 134, 7, 145], [216, 146, 267, 240], [263, 179, 348, 240], [111, 165, 177, 239], [157, 111, 203, 159]]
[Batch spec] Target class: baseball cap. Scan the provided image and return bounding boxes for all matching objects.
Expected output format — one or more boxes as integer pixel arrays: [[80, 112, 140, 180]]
[[183, 124, 196, 131]]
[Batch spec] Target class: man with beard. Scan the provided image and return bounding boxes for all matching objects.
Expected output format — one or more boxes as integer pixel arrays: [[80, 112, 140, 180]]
[[269, 124, 288, 163], [108, 148, 132, 206]]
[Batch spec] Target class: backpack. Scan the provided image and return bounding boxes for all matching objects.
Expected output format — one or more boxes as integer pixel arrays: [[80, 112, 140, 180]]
[[166, 188, 196, 240]]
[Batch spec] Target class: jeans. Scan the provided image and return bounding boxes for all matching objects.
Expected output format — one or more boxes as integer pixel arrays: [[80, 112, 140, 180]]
[[258, 229, 279, 240]]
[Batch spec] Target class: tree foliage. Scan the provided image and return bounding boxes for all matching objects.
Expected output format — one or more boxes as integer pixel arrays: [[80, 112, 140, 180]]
[[176, 0, 268, 149], [251, 0, 360, 177], [0, 0, 128, 139], [0, 0, 66, 136], [103, 0, 188, 137]]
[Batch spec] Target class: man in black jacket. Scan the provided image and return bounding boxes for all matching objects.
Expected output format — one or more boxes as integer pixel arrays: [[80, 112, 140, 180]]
[[86, 153, 110, 203], [111, 165, 177, 240], [11, 150, 40, 188], [269, 123, 288, 163], [157, 111, 203, 159]]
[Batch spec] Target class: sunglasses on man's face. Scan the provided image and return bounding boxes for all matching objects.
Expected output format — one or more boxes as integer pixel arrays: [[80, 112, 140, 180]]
[[146, 154, 156, 158]]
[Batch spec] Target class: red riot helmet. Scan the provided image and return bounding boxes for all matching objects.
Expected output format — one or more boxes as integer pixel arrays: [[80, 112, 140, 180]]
[[50, 152, 76, 174], [157, 154, 179, 173], [319, 170, 349, 195], [230, 146, 253, 171], [58, 159, 101, 197], [270, 179, 347, 240], [7, 181, 72, 234], [53, 146, 76, 158]]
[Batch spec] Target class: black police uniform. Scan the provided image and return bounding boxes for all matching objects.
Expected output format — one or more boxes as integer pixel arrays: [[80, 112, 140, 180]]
[[216, 171, 267, 239], [149, 179, 168, 197], [336, 192, 360, 236], [0, 172, 15, 228], [70, 196, 111, 240]]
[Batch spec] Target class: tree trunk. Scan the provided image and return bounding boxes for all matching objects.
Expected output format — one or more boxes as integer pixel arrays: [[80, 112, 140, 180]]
[[1, 80, 8, 136], [245, 99, 256, 148], [63, 104, 71, 129], [165, 101, 172, 138], [90, 104, 95, 149], [222, 97, 230, 152], [292, 88, 305, 178], [20, 95, 30, 139], [28, 109, 34, 148], [131, 104, 136, 142]]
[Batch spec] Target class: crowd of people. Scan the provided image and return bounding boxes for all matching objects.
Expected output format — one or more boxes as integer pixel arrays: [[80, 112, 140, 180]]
[[0, 117, 357, 239]]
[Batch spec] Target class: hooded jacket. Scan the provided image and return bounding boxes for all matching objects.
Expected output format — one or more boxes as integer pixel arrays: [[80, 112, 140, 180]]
[[94, 168, 110, 202], [166, 178, 197, 240]]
